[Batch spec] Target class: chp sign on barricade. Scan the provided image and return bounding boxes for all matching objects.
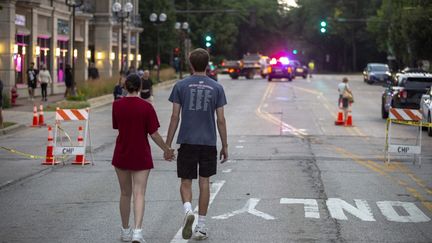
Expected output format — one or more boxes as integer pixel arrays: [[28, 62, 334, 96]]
[[53, 107, 92, 166], [385, 108, 422, 166]]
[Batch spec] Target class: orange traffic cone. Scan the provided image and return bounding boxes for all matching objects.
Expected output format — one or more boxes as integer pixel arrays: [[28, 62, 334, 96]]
[[73, 126, 90, 165], [42, 126, 59, 165], [38, 104, 46, 126], [31, 105, 39, 127], [345, 112, 353, 126], [335, 111, 344, 125]]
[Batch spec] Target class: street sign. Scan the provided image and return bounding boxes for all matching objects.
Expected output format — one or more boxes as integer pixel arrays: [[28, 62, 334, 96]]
[[54, 146, 85, 156], [388, 145, 421, 155]]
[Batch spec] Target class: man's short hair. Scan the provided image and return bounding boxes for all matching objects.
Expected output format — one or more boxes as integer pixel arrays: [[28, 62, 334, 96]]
[[189, 48, 209, 72]]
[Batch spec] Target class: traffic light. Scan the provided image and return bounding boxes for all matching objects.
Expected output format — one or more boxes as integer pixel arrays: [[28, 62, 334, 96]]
[[204, 35, 212, 48], [292, 49, 298, 55], [320, 20, 327, 33]]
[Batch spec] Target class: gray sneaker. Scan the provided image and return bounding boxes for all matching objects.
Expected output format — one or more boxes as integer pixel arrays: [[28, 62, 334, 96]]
[[120, 227, 132, 242], [132, 228, 146, 243], [193, 225, 209, 240], [182, 211, 195, 239]]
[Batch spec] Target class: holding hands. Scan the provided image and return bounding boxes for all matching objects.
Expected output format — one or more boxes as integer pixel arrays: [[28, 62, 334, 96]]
[[164, 148, 175, 161]]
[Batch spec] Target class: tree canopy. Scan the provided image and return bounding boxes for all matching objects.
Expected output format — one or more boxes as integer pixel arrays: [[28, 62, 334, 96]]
[[138, 0, 432, 72]]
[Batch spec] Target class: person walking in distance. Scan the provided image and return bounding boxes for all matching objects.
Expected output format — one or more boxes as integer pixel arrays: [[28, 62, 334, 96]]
[[37, 64, 52, 102], [64, 64, 73, 97], [112, 74, 174, 243], [138, 70, 153, 103], [308, 60, 315, 78], [166, 48, 228, 240], [27, 62, 38, 100], [338, 77, 353, 123]]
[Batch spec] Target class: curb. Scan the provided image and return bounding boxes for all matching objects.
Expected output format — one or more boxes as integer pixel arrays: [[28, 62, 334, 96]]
[[0, 124, 26, 136]]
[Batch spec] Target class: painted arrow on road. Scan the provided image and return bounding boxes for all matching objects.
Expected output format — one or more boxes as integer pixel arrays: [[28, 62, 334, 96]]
[[212, 198, 276, 220]]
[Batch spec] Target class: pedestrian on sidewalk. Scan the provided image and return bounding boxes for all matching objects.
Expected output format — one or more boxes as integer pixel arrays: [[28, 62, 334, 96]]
[[138, 70, 153, 104], [27, 62, 38, 100], [64, 64, 74, 98], [113, 72, 126, 100], [338, 77, 353, 123], [0, 78, 3, 129], [37, 64, 52, 102], [112, 73, 175, 243], [166, 48, 228, 240], [88, 62, 99, 80]]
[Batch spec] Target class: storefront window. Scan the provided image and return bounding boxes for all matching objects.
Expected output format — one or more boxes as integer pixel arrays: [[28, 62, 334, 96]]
[[57, 40, 69, 83], [37, 37, 51, 72], [14, 34, 30, 84]]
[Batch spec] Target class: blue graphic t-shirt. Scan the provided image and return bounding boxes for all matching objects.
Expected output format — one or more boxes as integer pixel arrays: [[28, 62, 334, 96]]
[[168, 75, 227, 146]]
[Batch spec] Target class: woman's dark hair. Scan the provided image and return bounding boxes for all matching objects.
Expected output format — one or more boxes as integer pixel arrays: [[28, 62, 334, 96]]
[[189, 48, 209, 72], [124, 74, 141, 93]]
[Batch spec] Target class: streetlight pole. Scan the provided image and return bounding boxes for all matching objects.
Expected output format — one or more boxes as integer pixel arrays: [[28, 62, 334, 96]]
[[175, 21, 189, 79], [112, 1, 133, 75], [65, 0, 83, 95], [150, 12, 167, 83]]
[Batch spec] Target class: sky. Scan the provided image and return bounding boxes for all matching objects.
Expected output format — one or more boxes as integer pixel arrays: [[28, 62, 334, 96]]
[[279, 0, 299, 8]]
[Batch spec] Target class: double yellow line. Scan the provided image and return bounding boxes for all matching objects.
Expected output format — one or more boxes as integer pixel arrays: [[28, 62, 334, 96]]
[[256, 82, 432, 213]]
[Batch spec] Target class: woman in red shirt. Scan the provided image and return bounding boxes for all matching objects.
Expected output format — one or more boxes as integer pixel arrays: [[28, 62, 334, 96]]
[[112, 74, 174, 243]]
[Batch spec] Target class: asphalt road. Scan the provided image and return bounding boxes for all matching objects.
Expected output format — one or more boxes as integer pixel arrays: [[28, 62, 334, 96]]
[[0, 74, 431, 242]]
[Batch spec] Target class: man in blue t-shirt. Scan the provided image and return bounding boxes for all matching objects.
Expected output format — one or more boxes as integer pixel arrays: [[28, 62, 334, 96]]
[[166, 48, 228, 240]]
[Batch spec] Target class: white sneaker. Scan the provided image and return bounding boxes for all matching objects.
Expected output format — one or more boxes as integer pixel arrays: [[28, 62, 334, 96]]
[[132, 229, 146, 243], [120, 227, 132, 242], [182, 211, 195, 239], [194, 225, 209, 240]]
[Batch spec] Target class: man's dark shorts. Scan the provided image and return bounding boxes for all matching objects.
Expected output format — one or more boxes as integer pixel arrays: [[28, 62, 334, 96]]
[[177, 144, 217, 179]]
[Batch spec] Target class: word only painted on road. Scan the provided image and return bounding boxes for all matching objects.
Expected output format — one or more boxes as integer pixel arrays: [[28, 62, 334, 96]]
[[213, 198, 430, 223]]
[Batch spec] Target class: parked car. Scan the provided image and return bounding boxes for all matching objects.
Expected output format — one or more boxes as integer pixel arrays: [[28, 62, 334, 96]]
[[401, 67, 429, 73], [420, 86, 432, 136], [207, 62, 218, 81], [290, 60, 308, 79], [267, 56, 295, 82], [363, 63, 391, 84], [381, 72, 432, 119]]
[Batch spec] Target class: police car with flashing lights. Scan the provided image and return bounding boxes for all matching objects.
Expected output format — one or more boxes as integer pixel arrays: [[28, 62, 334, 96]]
[[381, 72, 432, 119], [267, 57, 295, 82]]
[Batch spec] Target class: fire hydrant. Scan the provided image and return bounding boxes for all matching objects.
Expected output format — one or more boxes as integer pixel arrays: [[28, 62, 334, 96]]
[[11, 86, 18, 105]]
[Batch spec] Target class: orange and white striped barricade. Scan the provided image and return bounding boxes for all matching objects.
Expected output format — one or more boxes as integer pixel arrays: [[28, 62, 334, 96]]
[[53, 108, 92, 165], [385, 108, 422, 166]]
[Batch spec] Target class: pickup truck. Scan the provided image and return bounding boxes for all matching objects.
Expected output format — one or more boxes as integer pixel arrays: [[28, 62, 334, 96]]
[[381, 72, 432, 119]]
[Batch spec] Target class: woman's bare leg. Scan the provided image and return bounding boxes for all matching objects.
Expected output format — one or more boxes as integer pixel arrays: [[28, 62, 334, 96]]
[[132, 169, 150, 229], [115, 167, 132, 229]]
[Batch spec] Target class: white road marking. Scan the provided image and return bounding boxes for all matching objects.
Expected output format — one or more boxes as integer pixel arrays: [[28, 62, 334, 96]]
[[238, 140, 246, 143], [170, 180, 225, 243], [212, 198, 276, 220], [377, 201, 431, 223], [226, 160, 236, 163], [326, 198, 375, 221], [222, 169, 232, 173], [235, 145, 244, 149], [280, 198, 320, 219]]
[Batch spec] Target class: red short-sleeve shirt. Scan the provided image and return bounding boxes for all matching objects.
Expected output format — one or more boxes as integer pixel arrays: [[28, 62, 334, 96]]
[[112, 97, 160, 170]]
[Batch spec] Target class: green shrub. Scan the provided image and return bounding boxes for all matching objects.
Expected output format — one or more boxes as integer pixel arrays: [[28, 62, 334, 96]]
[[2, 93, 11, 109], [75, 76, 119, 100], [46, 100, 90, 111]]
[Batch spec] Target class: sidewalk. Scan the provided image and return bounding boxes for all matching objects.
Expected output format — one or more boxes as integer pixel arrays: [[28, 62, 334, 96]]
[[0, 78, 178, 135], [1, 92, 113, 136]]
